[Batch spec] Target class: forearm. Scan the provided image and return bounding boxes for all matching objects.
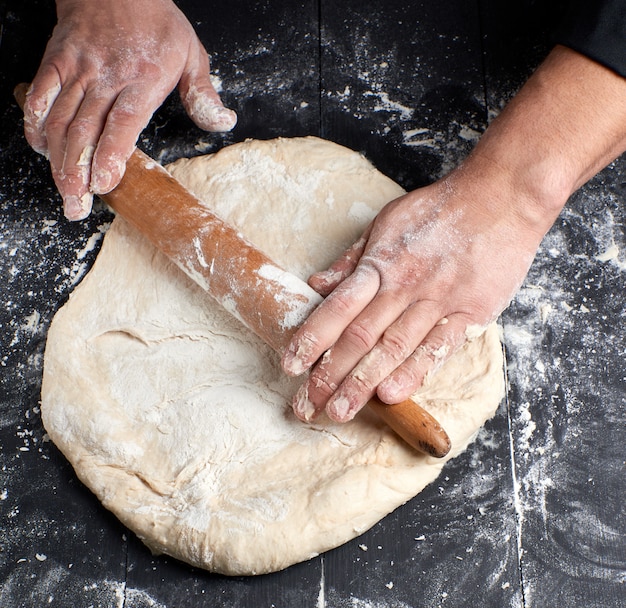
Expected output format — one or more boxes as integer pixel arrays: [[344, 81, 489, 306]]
[[462, 45, 626, 233]]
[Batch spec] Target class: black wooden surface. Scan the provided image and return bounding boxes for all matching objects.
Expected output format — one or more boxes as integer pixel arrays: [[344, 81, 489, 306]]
[[1, 1, 624, 607]]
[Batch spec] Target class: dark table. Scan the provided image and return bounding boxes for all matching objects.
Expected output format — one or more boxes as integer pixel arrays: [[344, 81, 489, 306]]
[[1, 1, 624, 607]]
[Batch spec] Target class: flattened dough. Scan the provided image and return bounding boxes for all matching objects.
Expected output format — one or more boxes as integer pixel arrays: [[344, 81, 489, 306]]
[[41, 137, 504, 575]]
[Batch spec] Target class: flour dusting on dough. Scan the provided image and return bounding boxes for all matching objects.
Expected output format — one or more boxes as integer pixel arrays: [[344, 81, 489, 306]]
[[41, 138, 505, 575]]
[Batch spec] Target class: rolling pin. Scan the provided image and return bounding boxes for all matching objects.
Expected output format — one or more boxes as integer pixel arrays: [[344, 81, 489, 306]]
[[15, 83, 451, 458]]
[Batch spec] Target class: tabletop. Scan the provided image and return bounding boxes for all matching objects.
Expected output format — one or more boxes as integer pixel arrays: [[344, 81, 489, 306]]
[[1, 1, 624, 607]]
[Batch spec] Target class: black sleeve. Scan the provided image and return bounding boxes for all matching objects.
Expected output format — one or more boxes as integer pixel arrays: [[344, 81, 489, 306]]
[[555, 0, 626, 77]]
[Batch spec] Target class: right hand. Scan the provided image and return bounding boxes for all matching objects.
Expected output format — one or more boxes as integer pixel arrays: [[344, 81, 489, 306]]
[[23, 0, 237, 220]]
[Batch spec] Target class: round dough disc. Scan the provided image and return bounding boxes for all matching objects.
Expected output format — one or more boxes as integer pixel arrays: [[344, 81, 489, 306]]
[[41, 137, 504, 575]]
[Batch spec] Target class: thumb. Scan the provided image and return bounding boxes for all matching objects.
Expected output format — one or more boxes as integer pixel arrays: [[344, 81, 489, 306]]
[[179, 49, 237, 133]]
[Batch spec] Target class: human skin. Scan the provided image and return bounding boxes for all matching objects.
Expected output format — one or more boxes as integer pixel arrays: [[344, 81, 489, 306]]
[[23, 0, 236, 221], [282, 46, 626, 423]]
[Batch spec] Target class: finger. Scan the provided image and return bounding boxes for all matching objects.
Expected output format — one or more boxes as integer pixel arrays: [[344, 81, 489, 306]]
[[291, 289, 415, 422], [308, 228, 370, 296], [23, 68, 62, 156], [41, 81, 97, 220], [377, 314, 469, 404], [90, 84, 164, 195], [179, 44, 237, 133], [291, 348, 336, 422], [325, 300, 443, 422], [59, 90, 118, 220], [282, 265, 381, 377]]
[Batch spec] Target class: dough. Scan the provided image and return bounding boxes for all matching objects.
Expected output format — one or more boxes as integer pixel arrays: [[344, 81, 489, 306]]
[[41, 137, 504, 575]]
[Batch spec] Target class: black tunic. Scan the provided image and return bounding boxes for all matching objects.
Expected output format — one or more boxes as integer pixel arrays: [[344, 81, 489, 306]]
[[557, 0, 626, 77]]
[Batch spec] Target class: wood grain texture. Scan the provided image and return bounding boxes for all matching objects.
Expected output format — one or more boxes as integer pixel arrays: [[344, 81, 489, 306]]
[[1, 0, 624, 606]]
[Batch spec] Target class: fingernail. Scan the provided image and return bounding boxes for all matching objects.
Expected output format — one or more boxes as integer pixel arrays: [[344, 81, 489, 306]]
[[32, 143, 50, 159], [327, 395, 353, 422], [26, 82, 61, 129], [91, 156, 124, 194], [23, 121, 49, 157], [309, 269, 342, 294], [378, 376, 403, 403], [209, 106, 238, 132], [91, 168, 112, 194], [283, 349, 306, 376], [282, 333, 317, 376], [63, 193, 92, 221], [193, 102, 237, 132], [312, 268, 338, 282], [292, 383, 318, 422]]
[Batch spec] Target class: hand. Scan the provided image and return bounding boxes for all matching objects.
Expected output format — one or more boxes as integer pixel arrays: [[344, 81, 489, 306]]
[[23, 0, 236, 220], [282, 164, 547, 423], [282, 46, 626, 424]]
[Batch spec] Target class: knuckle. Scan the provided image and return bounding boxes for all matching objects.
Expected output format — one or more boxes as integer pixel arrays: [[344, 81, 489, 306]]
[[342, 321, 377, 352], [23, 125, 46, 153], [23, 91, 48, 118], [107, 103, 148, 132], [133, 60, 162, 81], [105, 57, 161, 85], [43, 113, 68, 137], [66, 116, 99, 138], [412, 338, 451, 379], [61, 165, 87, 182], [22, 104, 38, 130], [325, 290, 356, 318], [379, 327, 414, 362], [67, 116, 97, 134], [396, 365, 426, 395], [348, 369, 375, 393], [107, 105, 135, 125], [426, 334, 449, 355]]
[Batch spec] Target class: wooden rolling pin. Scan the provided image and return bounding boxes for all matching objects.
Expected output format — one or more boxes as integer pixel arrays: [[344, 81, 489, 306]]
[[15, 83, 451, 458]]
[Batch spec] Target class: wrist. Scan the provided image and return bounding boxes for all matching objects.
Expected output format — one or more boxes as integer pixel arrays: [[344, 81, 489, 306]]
[[447, 144, 568, 247], [458, 144, 570, 239]]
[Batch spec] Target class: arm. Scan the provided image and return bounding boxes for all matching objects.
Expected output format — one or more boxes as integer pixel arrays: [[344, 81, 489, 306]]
[[23, 0, 236, 220], [282, 45, 626, 423]]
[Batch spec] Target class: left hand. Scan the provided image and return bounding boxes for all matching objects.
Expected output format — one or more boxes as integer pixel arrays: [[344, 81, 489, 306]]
[[281, 163, 545, 423], [282, 45, 626, 425]]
